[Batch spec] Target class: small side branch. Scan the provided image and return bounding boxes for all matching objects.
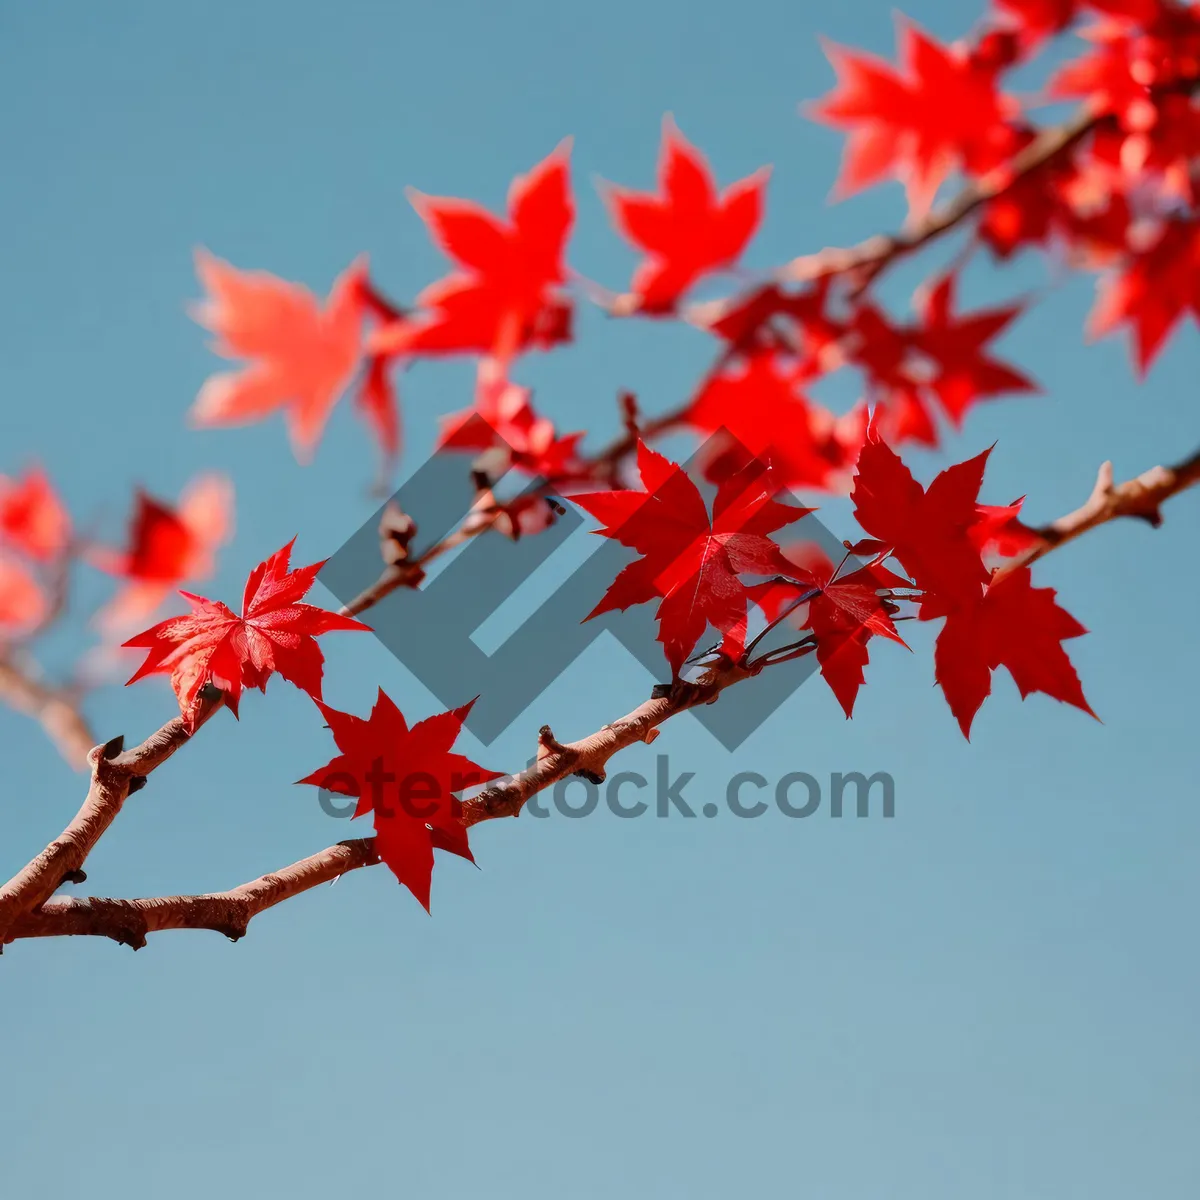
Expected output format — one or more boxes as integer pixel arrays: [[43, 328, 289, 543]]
[[1003, 445, 1200, 574], [0, 656, 96, 770]]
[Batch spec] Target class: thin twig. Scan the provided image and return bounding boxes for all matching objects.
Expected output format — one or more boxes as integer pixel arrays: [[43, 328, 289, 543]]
[[998, 445, 1200, 577], [780, 107, 1105, 292], [0, 654, 95, 770]]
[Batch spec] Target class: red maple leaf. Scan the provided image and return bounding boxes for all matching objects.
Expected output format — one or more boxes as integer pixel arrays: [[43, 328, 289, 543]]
[[299, 692, 501, 912], [123, 539, 369, 731], [1052, 3, 1200, 199], [190, 250, 366, 462], [683, 351, 866, 491], [352, 277, 411, 475], [370, 142, 574, 362], [603, 116, 769, 313], [929, 566, 1096, 737], [977, 149, 1133, 263], [1089, 217, 1200, 370], [789, 549, 911, 718], [691, 283, 844, 367], [438, 364, 583, 479], [841, 304, 937, 447], [356, 355, 401, 474], [1051, 3, 1200, 123], [993, 0, 1080, 45], [969, 498, 1041, 557], [912, 274, 1038, 424], [91, 474, 234, 631], [574, 443, 812, 672], [738, 545, 911, 716], [810, 19, 1021, 216], [851, 431, 991, 609], [0, 467, 71, 561], [842, 280, 1034, 446], [0, 556, 46, 632]]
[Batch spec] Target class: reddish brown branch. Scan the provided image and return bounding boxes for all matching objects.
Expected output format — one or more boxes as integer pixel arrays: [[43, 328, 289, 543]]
[[781, 106, 1103, 291], [336, 358, 728, 620], [1000, 445, 1200, 576], [8, 839, 380, 948], [461, 662, 759, 823], [335, 101, 1122, 622], [1, 661, 758, 947], [0, 691, 224, 946], [11, 444, 1195, 951], [0, 655, 96, 770]]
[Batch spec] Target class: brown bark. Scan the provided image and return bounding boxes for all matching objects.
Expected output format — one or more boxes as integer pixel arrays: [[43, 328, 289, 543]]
[[0, 692, 223, 947], [780, 107, 1103, 291], [4, 83, 1199, 951], [5, 444, 1199, 950], [1001, 447, 1200, 575], [0, 656, 95, 770], [9, 839, 379, 949]]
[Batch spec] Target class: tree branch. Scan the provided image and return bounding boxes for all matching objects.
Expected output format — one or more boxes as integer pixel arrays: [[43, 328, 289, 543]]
[[0, 691, 224, 946], [1, 660, 760, 947], [1000, 445, 1200, 574], [335, 100, 1125, 623], [5, 457, 1199, 950], [7, 839, 380, 949], [780, 106, 1105, 292], [7, 436, 1199, 950], [0, 654, 96, 770]]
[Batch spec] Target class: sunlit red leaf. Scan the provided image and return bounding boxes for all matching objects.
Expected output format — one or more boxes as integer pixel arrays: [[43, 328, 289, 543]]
[[0, 556, 47, 633], [1089, 217, 1200, 370], [929, 566, 1095, 737], [851, 429, 991, 609], [684, 351, 866, 491], [298, 692, 501, 911], [811, 19, 1021, 216], [574, 443, 812, 672], [370, 143, 574, 363], [92, 474, 234, 631], [123, 539, 368, 730], [191, 251, 366, 462], [0, 467, 71, 561], [604, 116, 769, 313]]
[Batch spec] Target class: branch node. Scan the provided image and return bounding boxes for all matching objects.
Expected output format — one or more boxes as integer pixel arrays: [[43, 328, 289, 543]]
[[573, 767, 606, 785], [100, 734, 125, 760], [127, 775, 148, 794], [120, 928, 148, 951], [537, 725, 567, 758], [60, 869, 87, 886]]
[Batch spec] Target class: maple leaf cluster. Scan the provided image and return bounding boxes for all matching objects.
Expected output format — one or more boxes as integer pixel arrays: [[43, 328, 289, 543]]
[[0, 466, 238, 648], [16, 0, 1194, 915], [173, 0, 1200, 489], [120, 540, 494, 909], [806, 1, 1200, 369], [571, 430, 1092, 739]]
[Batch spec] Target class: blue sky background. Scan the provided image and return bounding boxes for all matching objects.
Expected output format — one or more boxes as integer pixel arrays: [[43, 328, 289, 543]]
[[2, 2, 1198, 1196]]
